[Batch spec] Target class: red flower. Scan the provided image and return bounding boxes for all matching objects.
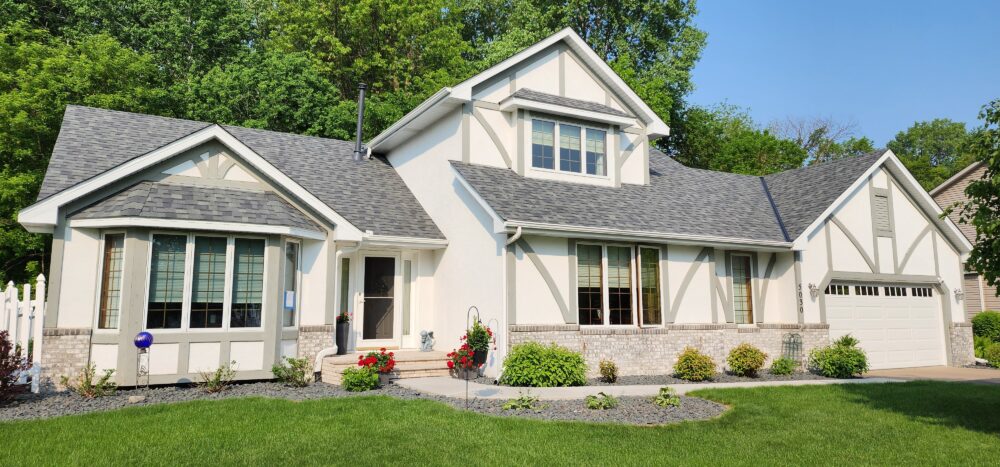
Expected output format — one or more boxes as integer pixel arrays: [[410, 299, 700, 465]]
[[447, 361, 455, 369]]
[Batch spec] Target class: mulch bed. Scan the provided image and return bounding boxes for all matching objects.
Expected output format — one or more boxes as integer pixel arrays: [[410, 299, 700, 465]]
[[0, 380, 727, 426]]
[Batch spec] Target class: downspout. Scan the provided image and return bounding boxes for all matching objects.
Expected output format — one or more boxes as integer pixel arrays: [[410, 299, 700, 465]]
[[313, 241, 362, 373], [496, 226, 523, 383]]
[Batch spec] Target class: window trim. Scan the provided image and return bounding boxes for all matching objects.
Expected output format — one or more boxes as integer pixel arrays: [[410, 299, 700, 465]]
[[93, 231, 127, 332], [729, 253, 756, 325], [529, 116, 611, 179], [576, 242, 638, 327], [142, 231, 268, 333]]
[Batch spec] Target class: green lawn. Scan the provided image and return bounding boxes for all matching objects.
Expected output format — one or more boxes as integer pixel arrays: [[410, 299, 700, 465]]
[[1, 382, 998, 466]]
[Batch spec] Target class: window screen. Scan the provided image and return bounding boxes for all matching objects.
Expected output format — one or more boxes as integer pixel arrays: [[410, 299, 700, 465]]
[[585, 129, 607, 176], [147, 234, 186, 329], [639, 248, 662, 325], [559, 124, 581, 172], [231, 238, 264, 327], [531, 120, 555, 169], [607, 246, 633, 325], [577, 244, 603, 325], [98, 234, 125, 329]]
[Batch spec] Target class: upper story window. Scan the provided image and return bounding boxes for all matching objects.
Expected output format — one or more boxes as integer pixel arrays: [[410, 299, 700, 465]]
[[532, 119, 607, 176]]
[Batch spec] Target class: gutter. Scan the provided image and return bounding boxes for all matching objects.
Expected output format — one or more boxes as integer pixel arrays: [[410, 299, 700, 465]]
[[506, 221, 794, 251]]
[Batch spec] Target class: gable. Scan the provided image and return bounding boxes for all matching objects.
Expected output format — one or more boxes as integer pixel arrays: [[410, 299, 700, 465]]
[[931, 162, 984, 243]]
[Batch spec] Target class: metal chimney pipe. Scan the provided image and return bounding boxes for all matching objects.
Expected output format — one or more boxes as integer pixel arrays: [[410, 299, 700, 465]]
[[353, 83, 368, 161]]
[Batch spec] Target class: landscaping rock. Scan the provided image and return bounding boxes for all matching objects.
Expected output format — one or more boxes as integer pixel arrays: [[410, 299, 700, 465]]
[[127, 395, 146, 404]]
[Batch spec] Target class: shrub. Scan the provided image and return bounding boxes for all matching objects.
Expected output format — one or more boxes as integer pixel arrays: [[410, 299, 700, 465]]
[[272, 357, 311, 387], [584, 392, 618, 410], [0, 330, 31, 404], [598, 360, 618, 383], [62, 363, 116, 398], [499, 342, 587, 387], [726, 343, 767, 377], [673, 347, 716, 382], [985, 343, 1000, 368], [652, 387, 680, 408], [974, 335, 994, 359], [198, 361, 237, 393], [342, 366, 379, 391], [972, 311, 1000, 341], [358, 348, 395, 374], [809, 336, 868, 378], [502, 393, 543, 411], [769, 357, 798, 375]]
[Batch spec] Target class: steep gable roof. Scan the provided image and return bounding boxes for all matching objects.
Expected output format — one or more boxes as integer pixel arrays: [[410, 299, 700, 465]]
[[763, 151, 886, 240], [32, 105, 444, 240]]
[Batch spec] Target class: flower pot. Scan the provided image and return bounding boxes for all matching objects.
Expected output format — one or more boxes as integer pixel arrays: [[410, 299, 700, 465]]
[[335, 322, 349, 355], [378, 373, 391, 387], [472, 347, 488, 367]]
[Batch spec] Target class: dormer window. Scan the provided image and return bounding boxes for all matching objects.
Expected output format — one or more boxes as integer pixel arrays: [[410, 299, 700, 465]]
[[531, 119, 607, 176]]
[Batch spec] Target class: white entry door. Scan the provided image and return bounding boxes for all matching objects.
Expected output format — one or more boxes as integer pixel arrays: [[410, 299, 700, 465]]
[[825, 283, 946, 370]]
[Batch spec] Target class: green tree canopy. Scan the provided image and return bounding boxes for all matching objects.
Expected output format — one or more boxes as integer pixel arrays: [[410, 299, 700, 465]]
[[958, 99, 1000, 288], [887, 118, 975, 190], [671, 104, 807, 175]]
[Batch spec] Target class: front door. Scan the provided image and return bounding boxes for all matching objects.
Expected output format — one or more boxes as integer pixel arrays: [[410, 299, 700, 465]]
[[361, 256, 398, 346]]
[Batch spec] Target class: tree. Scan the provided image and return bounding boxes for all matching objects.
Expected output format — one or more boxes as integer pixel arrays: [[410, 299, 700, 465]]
[[0, 21, 168, 283], [672, 104, 807, 175], [769, 116, 872, 165], [887, 119, 974, 190], [959, 99, 1000, 288]]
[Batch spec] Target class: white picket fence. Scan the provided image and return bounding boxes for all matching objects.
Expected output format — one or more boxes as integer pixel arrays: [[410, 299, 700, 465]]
[[2, 274, 45, 393]]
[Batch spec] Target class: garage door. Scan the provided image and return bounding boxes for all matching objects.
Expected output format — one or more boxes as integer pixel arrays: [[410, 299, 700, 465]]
[[824, 283, 946, 369]]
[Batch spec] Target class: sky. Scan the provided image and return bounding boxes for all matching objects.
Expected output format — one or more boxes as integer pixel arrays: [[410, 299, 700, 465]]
[[688, 0, 1000, 145]]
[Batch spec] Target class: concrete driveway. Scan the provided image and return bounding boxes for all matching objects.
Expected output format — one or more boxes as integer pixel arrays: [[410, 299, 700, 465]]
[[867, 366, 1000, 385]]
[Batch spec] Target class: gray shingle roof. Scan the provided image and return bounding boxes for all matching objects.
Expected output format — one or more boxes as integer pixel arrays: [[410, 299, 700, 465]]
[[505, 88, 630, 118], [40, 106, 444, 239], [453, 149, 885, 245], [70, 181, 323, 231], [453, 150, 788, 243], [763, 150, 886, 240]]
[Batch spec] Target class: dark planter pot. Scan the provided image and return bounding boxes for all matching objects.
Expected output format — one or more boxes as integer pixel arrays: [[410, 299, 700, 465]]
[[472, 347, 488, 367], [335, 322, 349, 355]]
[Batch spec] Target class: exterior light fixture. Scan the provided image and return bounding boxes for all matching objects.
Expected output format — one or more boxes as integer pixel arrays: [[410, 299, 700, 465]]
[[954, 288, 965, 301], [808, 283, 819, 299]]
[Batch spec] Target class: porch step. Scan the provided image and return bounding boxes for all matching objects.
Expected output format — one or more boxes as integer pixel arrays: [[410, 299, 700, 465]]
[[321, 351, 451, 385]]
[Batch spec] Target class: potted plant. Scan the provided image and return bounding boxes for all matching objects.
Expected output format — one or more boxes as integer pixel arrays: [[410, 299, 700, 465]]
[[463, 321, 494, 367], [335, 311, 350, 355], [358, 348, 395, 386], [447, 344, 477, 379]]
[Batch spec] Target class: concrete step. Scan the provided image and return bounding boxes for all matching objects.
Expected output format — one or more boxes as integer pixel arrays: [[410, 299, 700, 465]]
[[321, 350, 451, 385]]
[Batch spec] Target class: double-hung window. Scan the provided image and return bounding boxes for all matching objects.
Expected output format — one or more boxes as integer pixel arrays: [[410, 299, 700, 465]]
[[577, 244, 658, 326], [146, 233, 266, 330], [531, 119, 608, 176]]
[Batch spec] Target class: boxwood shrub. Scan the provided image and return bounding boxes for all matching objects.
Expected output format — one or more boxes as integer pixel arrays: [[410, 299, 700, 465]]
[[972, 311, 1000, 342], [808, 334, 869, 378], [769, 356, 798, 375], [499, 342, 587, 387], [726, 343, 767, 377], [673, 347, 716, 382]]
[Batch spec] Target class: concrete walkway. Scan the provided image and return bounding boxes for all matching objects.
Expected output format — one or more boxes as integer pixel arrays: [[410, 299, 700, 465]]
[[867, 366, 1000, 385], [395, 376, 901, 400]]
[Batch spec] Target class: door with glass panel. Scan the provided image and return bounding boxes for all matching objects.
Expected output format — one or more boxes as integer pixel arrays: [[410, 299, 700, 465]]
[[360, 255, 401, 346]]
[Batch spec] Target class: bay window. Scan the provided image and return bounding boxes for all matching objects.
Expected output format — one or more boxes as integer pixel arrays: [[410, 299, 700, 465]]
[[607, 246, 633, 325], [577, 244, 603, 325], [146, 233, 267, 330], [531, 119, 609, 176]]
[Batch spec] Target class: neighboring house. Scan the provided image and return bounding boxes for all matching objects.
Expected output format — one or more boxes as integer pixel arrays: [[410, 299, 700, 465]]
[[931, 161, 997, 319], [20, 29, 976, 387]]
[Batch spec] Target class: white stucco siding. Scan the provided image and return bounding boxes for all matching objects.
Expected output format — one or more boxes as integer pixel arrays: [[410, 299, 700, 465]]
[[513, 236, 570, 325], [935, 232, 966, 322], [618, 132, 647, 186], [468, 107, 514, 168], [667, 245, 714, 324], [562, 51, 609, 104], [57, 225, 102, 328], [298, 237, 330, 326], [386, 110, 506, 371], [799, 227, 830, 323], [513, 47, 561, 96], [764, 252, 799, 323]]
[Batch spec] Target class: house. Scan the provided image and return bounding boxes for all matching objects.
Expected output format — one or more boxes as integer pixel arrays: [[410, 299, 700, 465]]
[[21, 29, 975, 387], [931, 161, 997, 319]]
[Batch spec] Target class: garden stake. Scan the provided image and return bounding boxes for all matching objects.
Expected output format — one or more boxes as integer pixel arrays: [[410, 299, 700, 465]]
[[465, 305, 480, 409]]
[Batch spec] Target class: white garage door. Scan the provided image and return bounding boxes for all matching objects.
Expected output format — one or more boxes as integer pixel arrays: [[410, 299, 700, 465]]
[[825, 283, 946, 370]]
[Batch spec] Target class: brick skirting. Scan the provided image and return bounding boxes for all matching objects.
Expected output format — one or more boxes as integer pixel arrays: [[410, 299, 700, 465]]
[[509, 323, 830, 377]]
